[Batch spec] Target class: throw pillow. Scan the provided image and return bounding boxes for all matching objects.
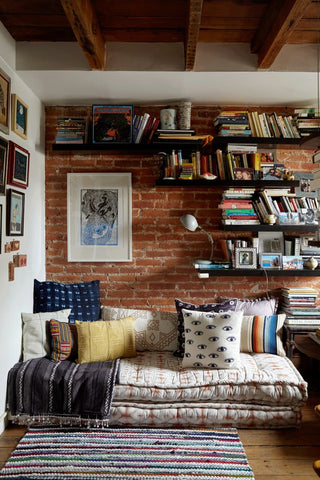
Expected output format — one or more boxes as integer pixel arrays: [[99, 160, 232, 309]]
[[240, 314, 286, 356], [182, 309, 243, 369], [219, 296, 279, 316], [76, 317, 136, 364], [174, 298, 237, 357], [21, 309, 71, 361], [50, 319, 78, 362], [101, 306, 178, 352], [33, 279, 101, 323]]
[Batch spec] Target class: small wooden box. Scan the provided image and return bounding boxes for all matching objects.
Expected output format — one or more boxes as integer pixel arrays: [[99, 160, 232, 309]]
[[13, 254, 27, 267]]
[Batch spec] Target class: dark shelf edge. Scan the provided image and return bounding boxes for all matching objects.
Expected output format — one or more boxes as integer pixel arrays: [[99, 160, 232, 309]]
[[52, 141, 203, 152], [196, 268, 320, 277], [156, 179, 299, 187], [212, 136, 302, 146], [220, 224, 318, 232]]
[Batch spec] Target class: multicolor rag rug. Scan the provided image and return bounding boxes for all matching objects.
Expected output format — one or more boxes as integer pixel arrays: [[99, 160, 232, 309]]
[[0, 427, 255, 479]]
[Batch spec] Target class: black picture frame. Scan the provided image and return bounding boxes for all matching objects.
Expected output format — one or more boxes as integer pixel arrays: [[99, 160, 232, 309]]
[[0, 136, 9, 195], [6, 188, 25, 236], [92, 105, 133, 143]]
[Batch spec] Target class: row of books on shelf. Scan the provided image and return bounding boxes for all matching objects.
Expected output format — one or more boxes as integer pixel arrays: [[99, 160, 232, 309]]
[[213, 110, 300, 139], [162, 149, 216, 180], [55, 117, 88, 144], [220, 186, 319, 226], [132, 113, 160, 143]]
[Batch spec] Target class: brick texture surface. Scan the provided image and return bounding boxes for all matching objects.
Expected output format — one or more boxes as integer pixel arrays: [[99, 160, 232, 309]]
[[45, 105, 319, 311]]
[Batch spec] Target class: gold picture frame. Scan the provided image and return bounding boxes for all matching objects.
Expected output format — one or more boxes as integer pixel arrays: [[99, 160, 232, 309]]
[[0, 68, 11, 134], [11, 94, 28, 140]]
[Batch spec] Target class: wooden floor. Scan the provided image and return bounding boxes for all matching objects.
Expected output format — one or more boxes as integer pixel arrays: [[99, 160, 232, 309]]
[[0, 393, 320, 479]]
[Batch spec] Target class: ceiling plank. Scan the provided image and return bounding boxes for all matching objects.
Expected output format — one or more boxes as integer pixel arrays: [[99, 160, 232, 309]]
[[252, 0, 312, 69], [60, 0, 106, 70], [185, 0, 203, 71]]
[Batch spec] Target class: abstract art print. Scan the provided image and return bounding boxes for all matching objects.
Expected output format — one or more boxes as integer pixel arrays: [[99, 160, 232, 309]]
[[68, 173, 132, 262]]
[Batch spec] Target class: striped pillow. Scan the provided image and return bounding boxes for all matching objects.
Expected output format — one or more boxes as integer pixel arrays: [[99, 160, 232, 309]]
[[240, 314, 286, 356], [50, 319, 78, 361]]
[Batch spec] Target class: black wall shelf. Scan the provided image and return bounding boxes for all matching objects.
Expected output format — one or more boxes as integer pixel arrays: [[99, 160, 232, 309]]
[[220, 224, 318, 232], [156, 179, 299, 187], [196, 268, 320, 277]]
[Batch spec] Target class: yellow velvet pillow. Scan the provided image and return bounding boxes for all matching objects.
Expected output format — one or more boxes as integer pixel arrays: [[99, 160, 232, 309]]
[[75, 317, 136, 364]]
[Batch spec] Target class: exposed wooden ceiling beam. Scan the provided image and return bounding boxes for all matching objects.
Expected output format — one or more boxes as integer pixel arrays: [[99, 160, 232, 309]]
[[60, 0, 106, 70], [252, 0, 312, 69], [185, 0, 203, 71]]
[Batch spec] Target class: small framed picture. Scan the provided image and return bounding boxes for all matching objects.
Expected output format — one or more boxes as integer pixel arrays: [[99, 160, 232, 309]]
[[262, 164, 285, 180], [233, 167, 254, 180], [11, 94, 28, 140], [259, 253, 282, 269], [282, 255, 303, 270], [0, 136, 9, 195], [0, 68, 11, 134], [235, 247, 257, 269], [6, 188, 25, 236], [7, 141, 30, 189], [92, 105, 133, 143]]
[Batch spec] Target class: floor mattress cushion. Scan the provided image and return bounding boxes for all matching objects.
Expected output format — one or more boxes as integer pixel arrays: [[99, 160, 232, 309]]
[[110, 351, 308, 429]]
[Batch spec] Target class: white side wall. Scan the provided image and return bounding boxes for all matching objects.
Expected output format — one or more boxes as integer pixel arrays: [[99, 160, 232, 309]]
[[0, 23, 46, 433]]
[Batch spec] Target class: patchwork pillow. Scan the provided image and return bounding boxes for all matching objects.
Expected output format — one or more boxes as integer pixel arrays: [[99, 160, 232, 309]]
[[21, 309, 71, 361], [33, 279, 100, 323], [220, 296, 279, 316], [50, 319, 78, 362], [101, 306, 178, 352], [76, 317, 136, 364], [174, 298, 237, 357], [240, 314, 286, 356], [182, 309, 243, 369]]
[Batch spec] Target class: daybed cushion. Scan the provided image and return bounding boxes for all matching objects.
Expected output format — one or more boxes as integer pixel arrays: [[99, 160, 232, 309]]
[[174, 298, 237, 357], [76, 318, 136, 363], [22, 309, 71, 361], [110, 351, 308, 429], [33, 279, 100, 323], [101, 306, 178, 352], [182, 309, 243, 369]]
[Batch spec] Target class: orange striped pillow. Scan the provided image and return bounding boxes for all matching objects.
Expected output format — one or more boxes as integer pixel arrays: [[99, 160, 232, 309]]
[[50, 319, 78, 361], [240, 314, 286, 356]]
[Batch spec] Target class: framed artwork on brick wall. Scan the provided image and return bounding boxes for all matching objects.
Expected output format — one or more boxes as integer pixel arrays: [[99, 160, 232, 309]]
[[67, 172, 132, 262]]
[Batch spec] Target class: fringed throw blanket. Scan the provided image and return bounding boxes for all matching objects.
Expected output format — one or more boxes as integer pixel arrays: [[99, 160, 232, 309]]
[[7, 357, 120, 427]]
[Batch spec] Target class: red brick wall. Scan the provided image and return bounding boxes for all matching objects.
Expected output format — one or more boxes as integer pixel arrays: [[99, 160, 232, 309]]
[[45, 105, 319, 311]]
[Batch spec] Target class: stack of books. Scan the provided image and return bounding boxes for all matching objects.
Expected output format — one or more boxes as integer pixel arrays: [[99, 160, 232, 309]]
[[220, 187, 259, 225], [214, 111, 251, 136], [55, 117, 88, 144], [294, 108, 320, 137], [280, 287, 320, 325]]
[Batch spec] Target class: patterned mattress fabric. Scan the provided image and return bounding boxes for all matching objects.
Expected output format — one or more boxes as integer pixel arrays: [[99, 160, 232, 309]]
[[110, 351, 308, 428]]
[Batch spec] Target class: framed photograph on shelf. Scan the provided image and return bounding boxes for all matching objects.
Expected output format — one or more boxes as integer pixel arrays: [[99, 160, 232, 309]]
[[11, 94, 28, 139], [6, 188, 25, 236], [92, 105, 133, 143], [282, 255, 303, 270], [259, 253, 282, 269], [7, 141, 30, 189], [0, 136, 9, 194], [0, 68, 11, 134], [258, 231, 284, 254], [233, 167, 254, 180], [235, 247, 257, 269], [67, 172, 132, 262]]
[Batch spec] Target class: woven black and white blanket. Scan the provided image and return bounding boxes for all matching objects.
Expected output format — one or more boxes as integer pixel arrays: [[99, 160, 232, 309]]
[[7, 357, 120, 427]]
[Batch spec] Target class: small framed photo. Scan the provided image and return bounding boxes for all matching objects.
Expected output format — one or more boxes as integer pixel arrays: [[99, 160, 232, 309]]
[[92, 105, 133, 143], [262, 164, 285, 180], [6, 188, 25, 236], [233, 167, 254, 180], [260, 253, 282, 269], [282, 255, 303, 270], [235, 247, 257, 269], [7, 141, 30, 189], [11, 94, 28, 139], [258, 231, 284, 254], [0, 136, 9, 195], [0, 68, 11, 134]]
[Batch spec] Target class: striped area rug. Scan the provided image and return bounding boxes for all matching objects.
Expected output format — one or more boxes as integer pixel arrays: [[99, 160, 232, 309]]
[[0, 427, 255, 479]]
